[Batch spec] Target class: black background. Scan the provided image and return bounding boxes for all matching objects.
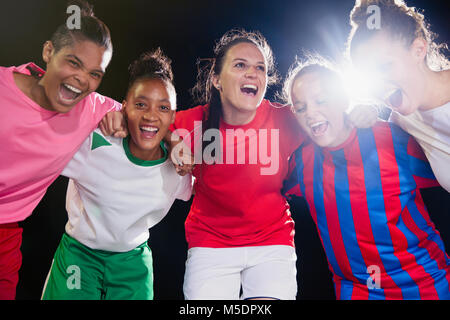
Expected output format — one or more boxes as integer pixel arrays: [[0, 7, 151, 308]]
[[0, 0, 449, 300]]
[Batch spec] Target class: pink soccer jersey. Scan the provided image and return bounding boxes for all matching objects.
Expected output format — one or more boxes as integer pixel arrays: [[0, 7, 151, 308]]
[[0, 63, 121, 224]]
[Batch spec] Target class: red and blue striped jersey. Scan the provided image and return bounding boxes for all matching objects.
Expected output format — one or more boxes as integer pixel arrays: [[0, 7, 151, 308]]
[[284, 122, 450, 299]]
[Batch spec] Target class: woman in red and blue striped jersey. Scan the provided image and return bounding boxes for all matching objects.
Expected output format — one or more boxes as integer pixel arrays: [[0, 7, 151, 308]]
[[282, 57, 450, 300]]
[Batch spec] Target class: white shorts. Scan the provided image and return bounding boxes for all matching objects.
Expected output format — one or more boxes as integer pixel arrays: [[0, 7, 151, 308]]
[[183, 245, 297, 300]]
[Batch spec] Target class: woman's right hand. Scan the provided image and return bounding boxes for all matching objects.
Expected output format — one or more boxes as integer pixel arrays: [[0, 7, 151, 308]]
[[166, 131, 195, 176]]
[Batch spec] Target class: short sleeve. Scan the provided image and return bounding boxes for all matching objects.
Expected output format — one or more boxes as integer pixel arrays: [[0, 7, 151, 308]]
[[87, 92, 122, 128], [61, 131, 94, 179], [406, 135, 439, 189], [389, 123, 439, 189], [176, 174, 194, 201]]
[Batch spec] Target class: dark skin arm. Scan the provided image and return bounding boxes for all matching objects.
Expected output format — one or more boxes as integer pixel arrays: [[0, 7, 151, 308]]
[[100, 112, 194, 175]]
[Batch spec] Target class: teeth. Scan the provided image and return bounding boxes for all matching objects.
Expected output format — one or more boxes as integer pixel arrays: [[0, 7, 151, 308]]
[[63, 84, 82, 94], [384, 88, 399, 101], [141, 126, 158, 132], [242, 84, 257, 90], [310, 121, 327, 129]]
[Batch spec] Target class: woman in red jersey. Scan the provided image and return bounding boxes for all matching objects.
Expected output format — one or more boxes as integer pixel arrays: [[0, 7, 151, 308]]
[[170, 29, 302, 300], [169, 29, 375, 300]]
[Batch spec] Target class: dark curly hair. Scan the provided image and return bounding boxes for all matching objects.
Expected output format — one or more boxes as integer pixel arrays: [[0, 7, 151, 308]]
[[50, 0, 112, 55], [347, 0, 449, 71], [126, 47, 176, 107]]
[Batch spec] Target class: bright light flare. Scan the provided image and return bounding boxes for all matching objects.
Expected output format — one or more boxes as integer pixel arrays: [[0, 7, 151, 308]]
[[341, 65, 380, 105]]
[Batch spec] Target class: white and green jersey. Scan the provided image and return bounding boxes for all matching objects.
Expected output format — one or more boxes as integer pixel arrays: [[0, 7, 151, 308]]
[[61, 129, 193, 252]]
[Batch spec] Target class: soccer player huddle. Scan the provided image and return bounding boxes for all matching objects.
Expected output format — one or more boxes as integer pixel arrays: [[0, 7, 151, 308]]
[[0, 0, 449, 300]]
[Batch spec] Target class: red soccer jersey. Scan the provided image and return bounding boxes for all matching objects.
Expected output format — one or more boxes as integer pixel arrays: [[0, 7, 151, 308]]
[[171, 100, 304, 248]]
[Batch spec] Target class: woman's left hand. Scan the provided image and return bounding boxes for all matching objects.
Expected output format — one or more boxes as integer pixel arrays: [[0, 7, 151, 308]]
[[99, 111, 128, 138], [346, 104, 379, 128]]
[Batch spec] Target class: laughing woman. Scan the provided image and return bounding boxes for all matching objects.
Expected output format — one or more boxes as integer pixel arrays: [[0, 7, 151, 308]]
[[166, 28, 377, 300], [41, 48, 192, 300], [282, 56, 450, 299], [0, 0, 123, 300], [347, 0, 450, 192], [170, 29, 304, 300]]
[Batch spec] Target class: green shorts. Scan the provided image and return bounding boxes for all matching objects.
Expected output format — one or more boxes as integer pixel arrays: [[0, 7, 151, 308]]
[[42, 233, 153, 300]]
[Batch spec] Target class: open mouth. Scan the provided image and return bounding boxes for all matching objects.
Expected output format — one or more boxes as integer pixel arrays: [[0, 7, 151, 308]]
[[385, 88, 403, 109], [240, 84, 258, 97], [140, 125, 159, 139], [59, 83, 83, 104], [309, 121, 328, 136]]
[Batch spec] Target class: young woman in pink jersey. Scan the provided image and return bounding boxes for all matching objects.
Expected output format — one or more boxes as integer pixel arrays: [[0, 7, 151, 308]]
[[347, 0, 450, 192], [0, 0, 123, 300]]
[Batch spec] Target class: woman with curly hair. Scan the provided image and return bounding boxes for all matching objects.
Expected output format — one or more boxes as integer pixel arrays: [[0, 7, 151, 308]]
[[348, 0, 450, 192]]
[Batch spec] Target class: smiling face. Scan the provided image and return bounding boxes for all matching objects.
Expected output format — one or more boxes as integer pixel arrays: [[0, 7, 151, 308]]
[[40, 40, 110, 113], [123, 78, 175, 161], [291, 71, 352, 148], [212, 41, 268, 122], [352, 31, 427, 115]]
